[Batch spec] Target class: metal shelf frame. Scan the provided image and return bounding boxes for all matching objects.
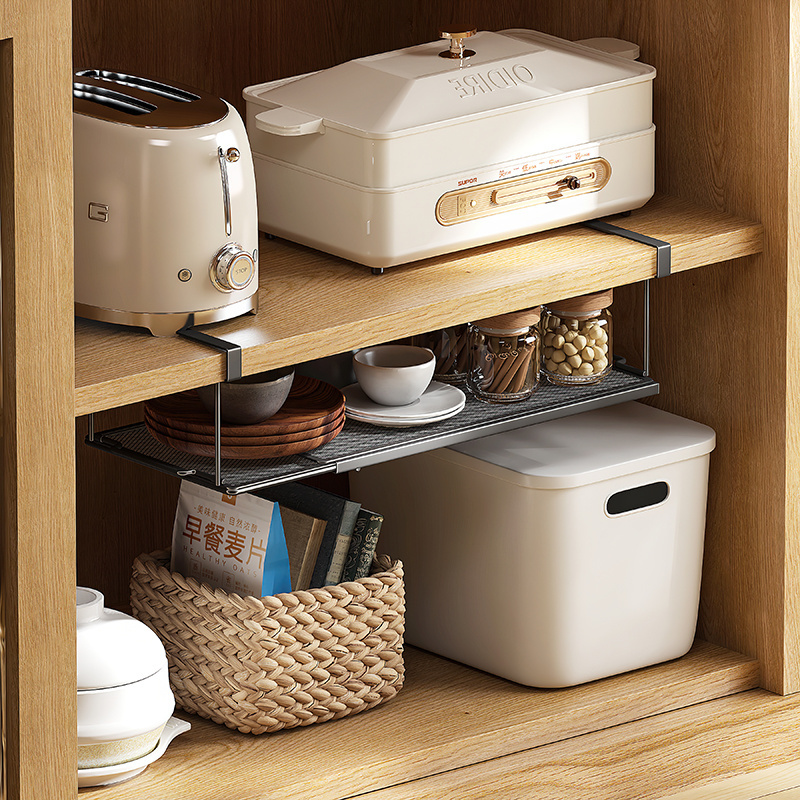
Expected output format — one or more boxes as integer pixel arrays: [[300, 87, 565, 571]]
[[85, 367, 659, 495], [86, 223, 667, 495]]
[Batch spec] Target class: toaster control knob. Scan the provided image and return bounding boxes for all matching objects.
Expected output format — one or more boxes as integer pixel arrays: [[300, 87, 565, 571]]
[[211, 244, 255, 292]]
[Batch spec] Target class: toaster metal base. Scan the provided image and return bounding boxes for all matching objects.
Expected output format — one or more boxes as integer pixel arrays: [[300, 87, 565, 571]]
[[75, 295, 258, 337]]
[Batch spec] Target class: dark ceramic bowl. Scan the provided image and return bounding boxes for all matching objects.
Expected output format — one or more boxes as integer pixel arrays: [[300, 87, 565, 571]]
[[196, 366, 295, 425]]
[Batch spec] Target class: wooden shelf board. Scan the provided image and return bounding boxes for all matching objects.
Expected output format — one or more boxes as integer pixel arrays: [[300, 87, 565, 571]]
[[74, 193, 763, 417], [358, 688, 800, 800], [86, 640, 758, 800]]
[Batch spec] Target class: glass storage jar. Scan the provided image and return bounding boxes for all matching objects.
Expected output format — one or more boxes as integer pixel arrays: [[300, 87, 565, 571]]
[[468, 308, 541, 403], [412, 324, 470, 384], [541, 289, 613, 386]]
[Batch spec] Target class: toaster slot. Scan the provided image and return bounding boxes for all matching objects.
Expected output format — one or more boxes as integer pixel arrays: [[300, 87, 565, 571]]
[[72, 82, 157, 116], [75, 70, 200, 103]]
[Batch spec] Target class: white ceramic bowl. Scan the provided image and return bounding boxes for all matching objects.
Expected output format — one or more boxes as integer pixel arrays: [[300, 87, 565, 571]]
[[353, 345, 435, 406], [196, 366, 294, 424], [76, 588, 176, 776]]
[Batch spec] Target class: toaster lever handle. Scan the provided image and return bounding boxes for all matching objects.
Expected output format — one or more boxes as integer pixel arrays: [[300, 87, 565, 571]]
[[217, 146, 239, 236]]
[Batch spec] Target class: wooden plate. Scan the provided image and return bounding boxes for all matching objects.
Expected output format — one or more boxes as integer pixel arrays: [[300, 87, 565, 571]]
[[144, 407, 344, 446], [144, 375, 345, 436], [145, 414, 346, 459]]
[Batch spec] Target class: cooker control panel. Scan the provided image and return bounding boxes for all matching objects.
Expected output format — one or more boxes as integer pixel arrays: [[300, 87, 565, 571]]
[[436, 158, 611, 226]]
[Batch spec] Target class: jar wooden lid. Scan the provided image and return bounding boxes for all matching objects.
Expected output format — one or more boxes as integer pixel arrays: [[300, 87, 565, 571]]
[[547, 289, 613, 316], [475, 307, 541, 333]]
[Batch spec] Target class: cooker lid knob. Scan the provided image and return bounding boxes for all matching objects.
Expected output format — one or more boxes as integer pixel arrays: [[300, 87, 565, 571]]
[[211, 243, 255, 292], [439, 27, 477, 59]]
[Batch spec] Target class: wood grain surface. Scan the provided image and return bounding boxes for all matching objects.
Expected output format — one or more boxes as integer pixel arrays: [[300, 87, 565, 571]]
[[621, 0, 796, 697], [85, 640, 758, 800], [142, 407, 344, 445], [0, 3, 76, 800], [56, 2, 800, 798], [76, 407, 181, 611], [358, 689, 800, 800], [785, 0, 800, 695], [74, 194, 762, 417], [145, 412, 345, 459]]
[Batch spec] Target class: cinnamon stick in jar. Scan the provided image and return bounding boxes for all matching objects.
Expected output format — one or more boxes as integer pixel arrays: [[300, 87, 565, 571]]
[[468, 307, 541, 403], [413, 324, 470, 383]]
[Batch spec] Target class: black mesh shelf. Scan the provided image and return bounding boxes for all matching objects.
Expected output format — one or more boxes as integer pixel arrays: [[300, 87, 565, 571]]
[[86, 368, 658, 494]]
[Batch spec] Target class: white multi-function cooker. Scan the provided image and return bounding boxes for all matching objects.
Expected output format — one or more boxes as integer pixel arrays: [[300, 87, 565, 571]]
[[243, 28, 656, 269]]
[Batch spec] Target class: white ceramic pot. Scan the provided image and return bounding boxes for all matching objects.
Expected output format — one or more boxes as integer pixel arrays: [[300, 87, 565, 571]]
[[76, 587, 175, 774]]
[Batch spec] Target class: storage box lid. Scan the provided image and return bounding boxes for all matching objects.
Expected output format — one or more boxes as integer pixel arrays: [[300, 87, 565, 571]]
[[447, 402, 716, 489], [244, 28, 655, 139]]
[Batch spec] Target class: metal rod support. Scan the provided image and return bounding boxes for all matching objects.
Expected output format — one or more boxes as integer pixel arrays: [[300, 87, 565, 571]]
[[214, 382, 222, 487], [643, 279, 651, 377]]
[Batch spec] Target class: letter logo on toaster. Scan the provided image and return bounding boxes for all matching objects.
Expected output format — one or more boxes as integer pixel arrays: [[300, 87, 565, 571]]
[[88, 202, 109, 222]]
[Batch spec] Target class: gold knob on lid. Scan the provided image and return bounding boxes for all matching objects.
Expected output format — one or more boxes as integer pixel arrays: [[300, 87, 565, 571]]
[[439, 27, 477, 59]]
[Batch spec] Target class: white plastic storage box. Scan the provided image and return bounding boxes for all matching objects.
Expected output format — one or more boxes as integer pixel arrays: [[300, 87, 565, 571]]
[[349, 401, 716, 687]]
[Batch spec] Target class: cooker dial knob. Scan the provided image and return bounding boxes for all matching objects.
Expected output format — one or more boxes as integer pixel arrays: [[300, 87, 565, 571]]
[[210, 243, 255, 292]]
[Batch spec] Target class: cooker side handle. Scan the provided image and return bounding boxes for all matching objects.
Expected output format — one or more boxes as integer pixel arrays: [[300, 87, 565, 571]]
[[254, 107, 325, 136], [574, 37, 641, 60]]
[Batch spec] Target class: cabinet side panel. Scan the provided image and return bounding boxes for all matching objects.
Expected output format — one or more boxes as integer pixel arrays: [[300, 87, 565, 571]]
[[627, 0, 791, 694], [785, 0, 800, 693], [0, 3, 76, 798], [523, 0, 794, 692]]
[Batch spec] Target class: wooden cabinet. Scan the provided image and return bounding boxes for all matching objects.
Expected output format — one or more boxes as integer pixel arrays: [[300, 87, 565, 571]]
[[4, 1, 800, 797]]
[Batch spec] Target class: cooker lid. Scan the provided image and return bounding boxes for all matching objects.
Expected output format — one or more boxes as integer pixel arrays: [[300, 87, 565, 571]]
[[247, 28, 655, 138]]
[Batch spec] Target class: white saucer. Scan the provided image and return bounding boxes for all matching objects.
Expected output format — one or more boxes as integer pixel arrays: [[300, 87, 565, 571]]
[[344, 382, 466, 426], [78, 717, 191, 788], [347, 405, 465, 427]]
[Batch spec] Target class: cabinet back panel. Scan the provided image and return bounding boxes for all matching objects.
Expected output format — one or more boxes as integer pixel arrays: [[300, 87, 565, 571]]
[[71, 0, 799, 691]]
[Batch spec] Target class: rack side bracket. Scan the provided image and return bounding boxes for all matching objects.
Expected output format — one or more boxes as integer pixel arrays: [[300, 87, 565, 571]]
[[584, 219, 672, 278], [177, 326, 243, 382]]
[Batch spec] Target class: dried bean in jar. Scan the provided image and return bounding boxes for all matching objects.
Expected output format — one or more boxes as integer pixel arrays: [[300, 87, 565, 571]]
[[540, 289, 613, 386]]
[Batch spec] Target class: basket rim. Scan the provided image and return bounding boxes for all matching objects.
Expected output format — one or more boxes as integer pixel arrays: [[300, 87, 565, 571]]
[[132, 549, 403, 608]]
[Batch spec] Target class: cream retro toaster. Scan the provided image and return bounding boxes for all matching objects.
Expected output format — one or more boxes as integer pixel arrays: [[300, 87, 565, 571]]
[[73, 70, 259, 336]]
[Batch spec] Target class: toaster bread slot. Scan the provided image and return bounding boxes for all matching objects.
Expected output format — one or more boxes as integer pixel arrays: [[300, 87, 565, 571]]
[[73, 69, 228, 128], [72, 83, 156, 116], [75, 70, 200, 103]]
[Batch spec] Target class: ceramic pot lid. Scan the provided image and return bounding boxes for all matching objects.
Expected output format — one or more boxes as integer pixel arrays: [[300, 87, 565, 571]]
[[77, 587, 168, 691], [249, 28, 655, 138]]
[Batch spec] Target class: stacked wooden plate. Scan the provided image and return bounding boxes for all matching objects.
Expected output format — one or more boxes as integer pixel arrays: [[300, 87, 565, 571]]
[[144, 375, 346, 459]]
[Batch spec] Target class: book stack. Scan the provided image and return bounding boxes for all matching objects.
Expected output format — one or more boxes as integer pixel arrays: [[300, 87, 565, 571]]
[[257, 483, 383, 590]]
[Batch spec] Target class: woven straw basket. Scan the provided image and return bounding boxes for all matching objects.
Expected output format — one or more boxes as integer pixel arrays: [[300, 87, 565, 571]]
[[130, 550, 405, 734]]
